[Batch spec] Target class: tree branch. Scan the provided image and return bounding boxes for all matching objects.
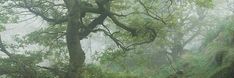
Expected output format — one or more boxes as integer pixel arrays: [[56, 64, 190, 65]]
[[108, 15, 137, 36], [138, 0, 166, 24], [126, 27, 157, 49], [93, 28, 128, 51], [15, 0, 68, 24], [93, 27, 158, 51], [79, 14, 108, 40]]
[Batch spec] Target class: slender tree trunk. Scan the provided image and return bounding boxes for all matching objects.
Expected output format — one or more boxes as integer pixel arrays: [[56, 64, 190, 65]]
[[171, 31, 183, 60], [171, 45, 183, 60], [64, 0, 85, 78]]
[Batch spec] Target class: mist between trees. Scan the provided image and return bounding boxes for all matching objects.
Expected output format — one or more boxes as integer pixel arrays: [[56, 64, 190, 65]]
[[0, 0, 234, 78]]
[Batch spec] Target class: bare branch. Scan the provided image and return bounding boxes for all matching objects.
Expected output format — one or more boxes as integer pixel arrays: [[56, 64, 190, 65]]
[[93, 28, 128, 51], [138, 0, 166, 24], [93, 27, 157, 51]]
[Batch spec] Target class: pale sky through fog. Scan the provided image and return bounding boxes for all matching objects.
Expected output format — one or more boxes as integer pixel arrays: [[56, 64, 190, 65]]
[[184, 0, 234, 50], [0, 15, 114, 64]]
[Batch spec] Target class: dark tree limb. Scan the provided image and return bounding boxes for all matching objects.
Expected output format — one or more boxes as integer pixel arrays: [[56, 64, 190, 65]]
[[126, 27, 157, 49], [93, 26, 157, 51], [108, 15, 137, 36], [79, 14, 108, 40]]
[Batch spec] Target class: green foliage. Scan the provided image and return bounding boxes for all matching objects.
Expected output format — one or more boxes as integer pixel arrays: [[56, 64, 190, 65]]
[[178, 53, 212, 78], [191, 0, 214, 8], [0, 0, 232, 78], [202, 15, 234, 50], [82, 64, 139, 78], [0, 55, 55, 78], [198, 16, 234, 78]]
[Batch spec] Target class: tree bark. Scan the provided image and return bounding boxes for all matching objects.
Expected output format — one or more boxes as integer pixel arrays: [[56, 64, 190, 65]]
[[63, 0, 85, 78]]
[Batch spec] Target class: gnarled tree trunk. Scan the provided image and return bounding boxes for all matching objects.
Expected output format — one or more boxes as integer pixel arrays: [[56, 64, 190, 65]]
[[64, 0, 85, 78]]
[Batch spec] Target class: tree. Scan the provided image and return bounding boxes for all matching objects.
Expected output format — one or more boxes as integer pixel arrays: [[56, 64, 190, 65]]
[[0, 0, 160, 78]]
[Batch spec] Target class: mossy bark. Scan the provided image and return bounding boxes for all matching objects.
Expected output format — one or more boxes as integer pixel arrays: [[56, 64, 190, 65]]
[[64, 0, 85, 78]]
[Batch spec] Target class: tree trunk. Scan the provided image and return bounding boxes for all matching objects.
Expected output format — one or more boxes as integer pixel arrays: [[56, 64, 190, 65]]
[[171, 31, 184, 60], [66, 21, 85, 78], [171, 45, 183, 60], [64, 0, 85, 78]]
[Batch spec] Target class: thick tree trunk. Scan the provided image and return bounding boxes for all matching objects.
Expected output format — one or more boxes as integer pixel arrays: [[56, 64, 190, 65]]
[[66, 21, 85, 78], [64, 0, 85, 78]]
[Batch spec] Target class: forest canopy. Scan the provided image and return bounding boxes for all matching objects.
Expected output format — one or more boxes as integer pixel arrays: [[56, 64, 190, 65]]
[[0, 0, 234, 78]]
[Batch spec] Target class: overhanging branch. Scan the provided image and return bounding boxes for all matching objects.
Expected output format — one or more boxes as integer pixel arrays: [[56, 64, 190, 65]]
[[126, 27, 157, 49], [93, 26, 157, 51], [109, 15, 137, 36]]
